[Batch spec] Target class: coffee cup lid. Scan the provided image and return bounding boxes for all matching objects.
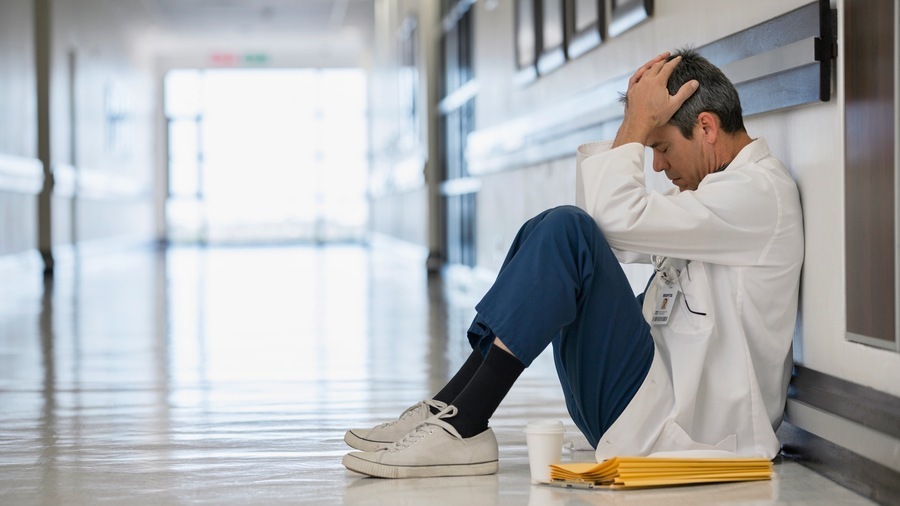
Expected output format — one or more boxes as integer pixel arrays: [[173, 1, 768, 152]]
[[524, 419, 565, 434]]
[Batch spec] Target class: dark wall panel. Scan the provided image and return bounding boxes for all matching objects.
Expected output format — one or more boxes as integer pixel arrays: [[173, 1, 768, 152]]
[[844, 0, 896, 346]]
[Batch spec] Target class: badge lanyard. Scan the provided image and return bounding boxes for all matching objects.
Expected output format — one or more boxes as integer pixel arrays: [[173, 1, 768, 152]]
[[650, 255, 707, 325]]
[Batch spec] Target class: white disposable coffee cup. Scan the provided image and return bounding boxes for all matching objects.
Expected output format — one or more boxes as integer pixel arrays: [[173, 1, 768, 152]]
[[524, 420, 565, 484]]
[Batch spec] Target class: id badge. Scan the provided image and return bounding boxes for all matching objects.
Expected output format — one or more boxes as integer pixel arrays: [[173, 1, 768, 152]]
[[651, 284, 679, 325]]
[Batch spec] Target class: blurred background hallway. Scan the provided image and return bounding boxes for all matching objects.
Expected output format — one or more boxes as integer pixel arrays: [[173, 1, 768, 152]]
[[1, 0, 898, 504]]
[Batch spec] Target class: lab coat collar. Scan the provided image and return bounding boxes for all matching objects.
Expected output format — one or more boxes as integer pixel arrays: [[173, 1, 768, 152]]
[[697, 137, 770, 190], [728, 137, 770, 169]]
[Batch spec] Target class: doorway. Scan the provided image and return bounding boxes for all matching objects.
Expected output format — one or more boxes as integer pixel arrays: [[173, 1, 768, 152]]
[[164, 68, 369, 244]]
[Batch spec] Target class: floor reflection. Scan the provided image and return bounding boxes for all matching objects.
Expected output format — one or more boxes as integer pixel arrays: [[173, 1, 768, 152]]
[[0, 243, 875, 505]]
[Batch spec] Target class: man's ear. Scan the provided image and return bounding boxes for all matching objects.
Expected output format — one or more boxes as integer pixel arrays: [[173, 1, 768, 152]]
[[697, 112, 719, 144]]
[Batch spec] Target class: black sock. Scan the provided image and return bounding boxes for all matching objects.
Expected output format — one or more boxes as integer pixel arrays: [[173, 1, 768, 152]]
[[432, 348, 485, 412], [444, 343, 525, 438]]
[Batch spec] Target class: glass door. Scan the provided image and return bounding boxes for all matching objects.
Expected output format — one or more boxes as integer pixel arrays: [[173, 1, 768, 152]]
[[164, 68, 369, 244]]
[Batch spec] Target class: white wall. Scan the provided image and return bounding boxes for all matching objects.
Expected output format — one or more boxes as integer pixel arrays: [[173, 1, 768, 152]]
[[1, 0, 160, 263], [0, 0, 40, 259], [0, 0, 37, 159], [367, 0, 438, 249], [50, 0, 157, 249]]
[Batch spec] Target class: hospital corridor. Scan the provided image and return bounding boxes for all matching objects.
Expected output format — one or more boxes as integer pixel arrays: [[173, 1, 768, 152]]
[[1, 0, 899, 505]]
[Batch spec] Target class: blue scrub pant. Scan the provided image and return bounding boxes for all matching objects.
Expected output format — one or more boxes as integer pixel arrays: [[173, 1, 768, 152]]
[[467, 205, 654, 448]]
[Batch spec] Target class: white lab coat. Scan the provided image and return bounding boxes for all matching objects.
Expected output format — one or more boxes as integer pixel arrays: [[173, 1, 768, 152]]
[[575, 138, 803, 460]]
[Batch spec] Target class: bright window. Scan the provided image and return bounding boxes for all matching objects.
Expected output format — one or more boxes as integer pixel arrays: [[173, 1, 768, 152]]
[[164, 68, 369, 243]]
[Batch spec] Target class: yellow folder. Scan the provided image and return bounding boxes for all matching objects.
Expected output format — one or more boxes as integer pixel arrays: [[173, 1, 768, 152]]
[[549, 456, 772, 489]]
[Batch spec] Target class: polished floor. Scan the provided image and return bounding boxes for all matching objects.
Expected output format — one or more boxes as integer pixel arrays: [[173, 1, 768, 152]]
[[0, 243, 876, 505]]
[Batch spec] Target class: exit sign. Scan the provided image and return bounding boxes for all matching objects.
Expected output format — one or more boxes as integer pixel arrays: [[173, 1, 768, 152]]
[[210, 52, 270, 67]]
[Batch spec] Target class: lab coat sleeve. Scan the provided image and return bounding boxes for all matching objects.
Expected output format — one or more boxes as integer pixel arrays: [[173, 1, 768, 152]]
[[580, 142, 780, 266], [577, 141, 653, 265], [612, 248, 652, 264]]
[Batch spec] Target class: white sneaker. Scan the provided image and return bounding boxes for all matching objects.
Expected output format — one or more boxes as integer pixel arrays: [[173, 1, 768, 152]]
[[342, 406, 499, 479], [344, 399, 448, 451]]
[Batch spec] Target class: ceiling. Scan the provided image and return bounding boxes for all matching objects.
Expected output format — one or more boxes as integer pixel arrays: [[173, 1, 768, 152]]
[[131, 0, 377, 67], [139, 0, 375, 40]]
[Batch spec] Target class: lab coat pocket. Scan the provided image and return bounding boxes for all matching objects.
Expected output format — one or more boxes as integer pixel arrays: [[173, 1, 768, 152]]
[[652, 419, 738, 455], [667, 262, 714, 334]]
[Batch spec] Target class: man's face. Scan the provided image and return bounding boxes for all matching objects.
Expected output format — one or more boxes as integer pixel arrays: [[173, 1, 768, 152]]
[[646, 123, 714, 192]]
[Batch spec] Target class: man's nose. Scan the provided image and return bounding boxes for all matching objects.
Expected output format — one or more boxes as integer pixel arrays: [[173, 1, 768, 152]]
[[652, 154, 669, 172]]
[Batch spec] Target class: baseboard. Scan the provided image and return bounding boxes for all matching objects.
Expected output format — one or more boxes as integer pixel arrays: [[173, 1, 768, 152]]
[[779, 422, 900, 505], [779, 365, 900, 505]]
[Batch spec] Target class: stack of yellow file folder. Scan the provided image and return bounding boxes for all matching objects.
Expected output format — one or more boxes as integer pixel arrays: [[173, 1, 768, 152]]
[[549, 457, 772, 489]]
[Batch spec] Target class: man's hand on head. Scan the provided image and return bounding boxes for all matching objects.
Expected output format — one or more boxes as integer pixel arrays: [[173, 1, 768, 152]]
[[612, 53, 699, 148]]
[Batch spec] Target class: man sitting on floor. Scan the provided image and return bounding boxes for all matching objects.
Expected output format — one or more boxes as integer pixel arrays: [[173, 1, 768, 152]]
[[342, 48, 804, 479]]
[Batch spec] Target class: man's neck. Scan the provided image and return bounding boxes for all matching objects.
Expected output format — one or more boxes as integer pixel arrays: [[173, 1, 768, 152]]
[[715, 131, 753, 169]]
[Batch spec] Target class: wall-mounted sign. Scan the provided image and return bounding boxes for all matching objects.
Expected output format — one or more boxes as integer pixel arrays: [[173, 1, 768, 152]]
[[209, 52, 270, 67]]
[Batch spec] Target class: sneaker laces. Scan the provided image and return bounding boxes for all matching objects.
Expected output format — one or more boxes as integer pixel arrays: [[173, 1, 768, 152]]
[[374, 399, 447, 430], [388, 405, 463, 451]]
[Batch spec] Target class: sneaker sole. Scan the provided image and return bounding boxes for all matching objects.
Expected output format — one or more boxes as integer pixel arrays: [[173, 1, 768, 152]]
[[343, 430, 391, 452], [342, 453, 499, 479]]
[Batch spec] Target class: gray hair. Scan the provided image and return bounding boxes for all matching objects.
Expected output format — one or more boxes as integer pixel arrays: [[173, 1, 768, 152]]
[[665, 48, 745, 138], [621, 48, 746, 139]]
